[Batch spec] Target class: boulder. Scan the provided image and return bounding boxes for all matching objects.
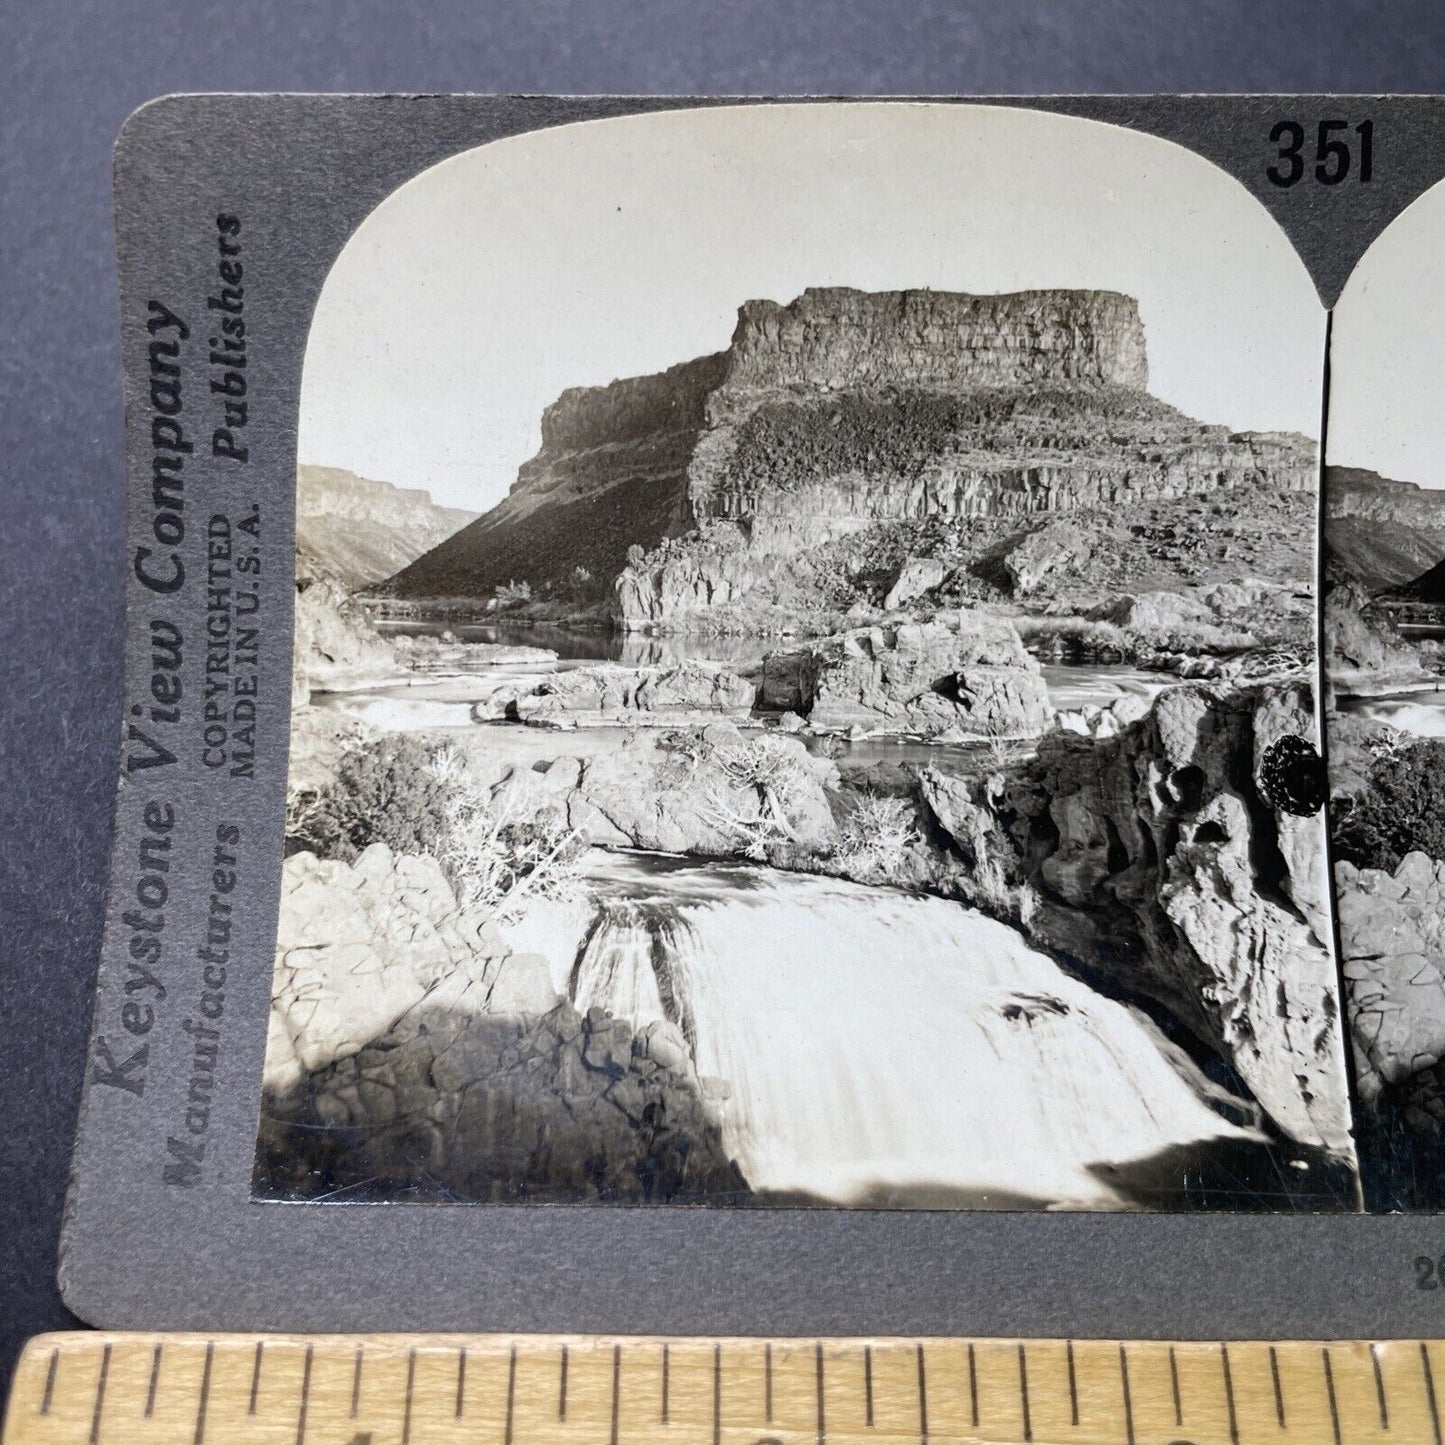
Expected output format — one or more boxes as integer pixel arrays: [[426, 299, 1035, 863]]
[[764, 613, 1053, 739], [1002, 521, 1094, 597], [1336, 851, 1445, 1105], [883, 556, 947, 610], [510, 662, 756, 723]]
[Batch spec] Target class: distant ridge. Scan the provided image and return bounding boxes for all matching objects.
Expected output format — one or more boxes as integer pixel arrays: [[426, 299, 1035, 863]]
[[1324, 464, 1445, 593], [297, 465, 477, 590]]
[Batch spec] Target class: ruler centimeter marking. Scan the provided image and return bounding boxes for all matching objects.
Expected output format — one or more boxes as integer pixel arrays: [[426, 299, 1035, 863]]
[[10, 1334, 1445, 1445]]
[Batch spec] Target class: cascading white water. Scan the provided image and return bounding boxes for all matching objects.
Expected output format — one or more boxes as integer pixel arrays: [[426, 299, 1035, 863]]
[[1347, 690, 1445, 737], [572, 852, 1255, 1209]]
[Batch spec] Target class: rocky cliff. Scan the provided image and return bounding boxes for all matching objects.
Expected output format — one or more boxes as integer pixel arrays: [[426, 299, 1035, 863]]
[[917, 681, 1353, 1157], [385, 288, 1316, 624], [1325, 465, 1445, 592], [297, 465, 477, 589]]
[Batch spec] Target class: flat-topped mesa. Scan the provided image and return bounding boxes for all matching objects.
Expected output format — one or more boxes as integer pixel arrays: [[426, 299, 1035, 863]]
[[384, 286, 1316, 617], [721, 287, 1149, 397]]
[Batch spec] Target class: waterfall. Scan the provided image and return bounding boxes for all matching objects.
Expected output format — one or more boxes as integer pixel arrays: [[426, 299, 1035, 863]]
[[571, 853, 1255, 1209]]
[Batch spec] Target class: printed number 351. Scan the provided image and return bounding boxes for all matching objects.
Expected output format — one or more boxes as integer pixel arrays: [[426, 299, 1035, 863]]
[[1268, 120, 1374, 187]]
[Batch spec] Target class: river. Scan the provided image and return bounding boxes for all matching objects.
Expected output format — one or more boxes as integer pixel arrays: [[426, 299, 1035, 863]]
[[305, 628, 1324, 1208], [320, 622, 1168, 756], [1337, 682, 1445, 737]]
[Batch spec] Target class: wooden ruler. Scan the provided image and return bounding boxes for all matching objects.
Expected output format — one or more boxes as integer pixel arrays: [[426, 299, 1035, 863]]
[[4, 1334, 1440, 1445]]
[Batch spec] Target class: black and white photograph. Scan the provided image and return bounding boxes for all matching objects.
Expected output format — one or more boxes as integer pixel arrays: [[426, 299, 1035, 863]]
[[255, 102, 1356, 1211], [1323, 175, 1445, 1209]]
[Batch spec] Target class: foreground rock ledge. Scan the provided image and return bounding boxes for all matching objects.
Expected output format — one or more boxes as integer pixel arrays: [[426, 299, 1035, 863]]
[[919, 679, 1353, 1155]]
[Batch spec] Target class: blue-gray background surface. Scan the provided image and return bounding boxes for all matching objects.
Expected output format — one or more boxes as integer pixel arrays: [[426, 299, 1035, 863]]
[[4, 0, 1445, 1391]]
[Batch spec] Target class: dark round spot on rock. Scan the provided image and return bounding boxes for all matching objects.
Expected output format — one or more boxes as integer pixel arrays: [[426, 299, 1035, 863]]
[[1259, 734, 1325, 816]]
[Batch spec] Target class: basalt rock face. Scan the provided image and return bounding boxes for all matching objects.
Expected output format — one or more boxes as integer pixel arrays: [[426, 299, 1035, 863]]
[[258, 841, 748, 1204], [1325, 466, 1445, 591], [918, 681, 1353, 1156], [385, 355, 726, 600], [385, 288, 1316, 622], [257, 1000, 750, 1204]]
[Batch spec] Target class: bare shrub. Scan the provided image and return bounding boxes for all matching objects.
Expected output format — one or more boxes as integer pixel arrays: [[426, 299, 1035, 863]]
[[834, 792, 920, 881], [292, 737, 583, 918], [703, 734, 817, 861]]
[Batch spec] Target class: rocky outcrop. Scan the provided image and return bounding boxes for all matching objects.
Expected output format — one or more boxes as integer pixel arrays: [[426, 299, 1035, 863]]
[[884, 556, 948, 610], [292, 561, 397, 706], [260, 841, 748, 1203], [1323, 562, 1423, 682], [1337, 852, 1445, 1109], [917, 681, 1352, 1155], [297, 465, 476, 589], [760, 613, 1053, 739], [265, 843, 522, 1093], [559, 723, 839, 858], [383, 355, 726, 601], [385, 287, 1317, 624], [724, 288, 1148, 393], [257, 999, 749, 1204], [1090, 590, 1214, 634], [502, 661, 756, 725]]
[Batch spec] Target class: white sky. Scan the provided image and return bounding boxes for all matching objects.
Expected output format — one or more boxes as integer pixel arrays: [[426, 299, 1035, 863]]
[[1329, 177, 1445, 488], [301, 102, 1326, 513]]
